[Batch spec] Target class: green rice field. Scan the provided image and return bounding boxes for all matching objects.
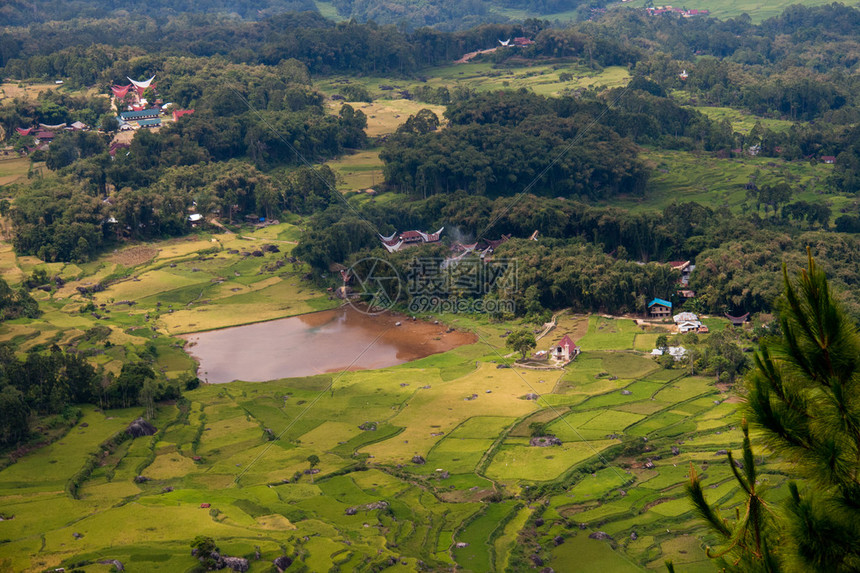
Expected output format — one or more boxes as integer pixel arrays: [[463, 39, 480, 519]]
[[0, 244, 775, 571]]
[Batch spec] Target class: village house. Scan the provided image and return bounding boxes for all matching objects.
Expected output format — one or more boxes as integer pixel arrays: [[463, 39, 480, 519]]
[[725, 312, 750, 327], [646, 5, 709, 16], [648, 298, 672, 318], [112, 75, 156, 105], [822, 156, 836, 164], [673, 311, 709, 333], [450, 234, 511, 256], [668, 260, 694, 285], [119, 109, 161, 122], [652, 346, 687, 361], [379, 228, 444, 252], [551, 334, 579, 362], [673, 311, 698, 323]]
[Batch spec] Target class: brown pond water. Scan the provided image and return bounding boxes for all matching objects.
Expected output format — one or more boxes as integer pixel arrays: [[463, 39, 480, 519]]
[[181, 307, 476, 383]]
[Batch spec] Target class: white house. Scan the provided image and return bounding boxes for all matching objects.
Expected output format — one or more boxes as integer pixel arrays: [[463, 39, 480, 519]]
[[677, 321, 701, 333], [552, 335, 579, 362], [653, 346, 687, 361], [673, 312, 698, 323], [668, 346, 687, 360]]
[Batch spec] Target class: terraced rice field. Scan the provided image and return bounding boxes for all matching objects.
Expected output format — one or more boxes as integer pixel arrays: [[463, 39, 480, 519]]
[[0, 229, 778, 572]]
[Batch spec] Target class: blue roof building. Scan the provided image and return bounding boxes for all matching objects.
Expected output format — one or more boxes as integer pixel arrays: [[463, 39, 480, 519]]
[[137, 118, 162, 128], [648, 298, 672, 317], [119, 108, 161, 121]]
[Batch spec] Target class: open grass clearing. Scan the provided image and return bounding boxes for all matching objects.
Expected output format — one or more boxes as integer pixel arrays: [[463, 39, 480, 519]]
[[0, 81, 61, 101], [327, 99, 447, 137], [326, 148, 384, 191], [0, 155, 31, 186], [421, 61, 631, 97]]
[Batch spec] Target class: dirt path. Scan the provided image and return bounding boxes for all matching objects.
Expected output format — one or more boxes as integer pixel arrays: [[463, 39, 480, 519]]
[[535, 309, 566, 341], [208, 218, 233, 234], [454, 47, 498, 63], [503, 309, 567, 358]]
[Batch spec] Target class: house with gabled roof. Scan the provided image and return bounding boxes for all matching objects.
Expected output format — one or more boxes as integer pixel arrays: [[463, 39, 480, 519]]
[[119, 108, 161, 122], [551, 335, 579, 362], [648, 298, 672, 318], [673, 311, 698, 324], [668, 260, 694, 285], [379, 228, 444, 252], [677, 320, 701, 333]]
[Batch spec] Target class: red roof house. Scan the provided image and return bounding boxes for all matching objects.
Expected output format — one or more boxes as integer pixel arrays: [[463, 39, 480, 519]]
[[379, 228, 444, 252], [552, 335, 579, 362], [822, 156, 836, 164]]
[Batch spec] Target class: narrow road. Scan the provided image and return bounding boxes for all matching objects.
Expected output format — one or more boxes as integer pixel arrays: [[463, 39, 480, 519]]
[[535, 309, 566, 342]]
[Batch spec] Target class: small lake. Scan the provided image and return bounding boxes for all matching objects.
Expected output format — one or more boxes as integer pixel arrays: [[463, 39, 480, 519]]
[[181, 307, 476, 383]]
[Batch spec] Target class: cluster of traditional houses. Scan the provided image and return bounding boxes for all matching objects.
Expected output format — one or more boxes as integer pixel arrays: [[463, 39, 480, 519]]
[[644, 5, 709, 17], [497, 37, 536, 47], [14, 122, 90, 151], [378, 228, 446, 252], [378, 228, 532, 256], [647, 299, 709, 331], [112, 75, 194, 130]]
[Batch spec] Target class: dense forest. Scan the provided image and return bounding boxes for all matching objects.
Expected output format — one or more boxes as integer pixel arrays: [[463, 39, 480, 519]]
[[0, 0, 587, 29]]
